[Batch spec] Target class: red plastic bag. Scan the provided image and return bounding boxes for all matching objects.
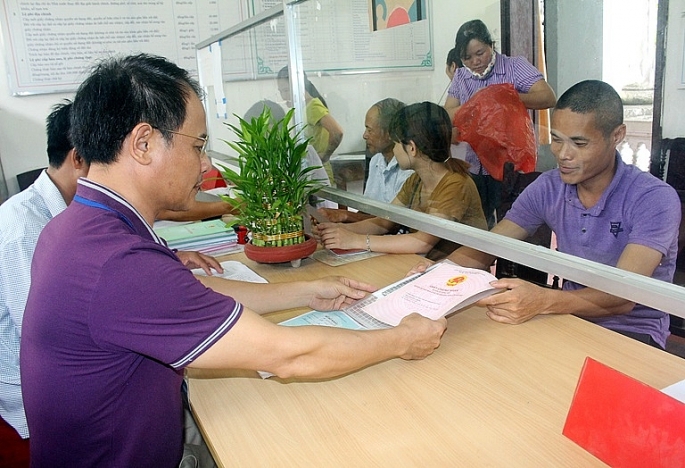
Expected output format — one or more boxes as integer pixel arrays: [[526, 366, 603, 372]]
[[200, 167, 228, 191], [453, 83, 537, 181]]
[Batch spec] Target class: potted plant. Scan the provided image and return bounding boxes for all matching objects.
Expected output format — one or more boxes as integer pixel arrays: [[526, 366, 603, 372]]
[[219, 106, 324, 265]]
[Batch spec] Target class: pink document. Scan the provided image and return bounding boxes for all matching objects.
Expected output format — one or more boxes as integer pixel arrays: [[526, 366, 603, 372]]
[[362, 262, 499, 326]]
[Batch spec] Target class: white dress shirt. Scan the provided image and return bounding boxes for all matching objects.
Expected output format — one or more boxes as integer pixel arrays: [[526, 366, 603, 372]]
[[363, 153, 413, 203], [0, 170, 66, 438]]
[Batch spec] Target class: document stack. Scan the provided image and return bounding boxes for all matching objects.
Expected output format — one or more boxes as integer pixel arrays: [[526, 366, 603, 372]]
[[154, 219, 240, 256]]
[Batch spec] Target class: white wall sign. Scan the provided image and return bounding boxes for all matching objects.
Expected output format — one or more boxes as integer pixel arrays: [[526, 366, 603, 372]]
[[0, 0, 249, 95]]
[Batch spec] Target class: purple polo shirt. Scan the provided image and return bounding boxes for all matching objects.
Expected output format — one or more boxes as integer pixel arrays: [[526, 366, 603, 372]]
[[505, 154, 680, 347], [21, 178, 243, 467], [448, 52, 543, 175]]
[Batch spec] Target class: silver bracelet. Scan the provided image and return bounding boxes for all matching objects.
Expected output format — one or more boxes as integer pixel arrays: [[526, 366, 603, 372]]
[[366, 234, 371, 252]]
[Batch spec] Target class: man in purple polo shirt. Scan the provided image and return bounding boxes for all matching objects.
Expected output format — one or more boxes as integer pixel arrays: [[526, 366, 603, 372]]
[[445, 80, 680, 349], [20, 54, 447, 468]]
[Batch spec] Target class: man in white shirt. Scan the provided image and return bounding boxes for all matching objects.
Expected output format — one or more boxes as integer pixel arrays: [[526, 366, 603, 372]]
[[0, 101, 89, 439], [319, 98, 412, 222]]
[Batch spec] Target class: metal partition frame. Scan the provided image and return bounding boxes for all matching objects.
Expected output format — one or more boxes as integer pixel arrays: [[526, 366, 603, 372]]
[[196, 0, 311, 149], [318, 186, 685, 320]]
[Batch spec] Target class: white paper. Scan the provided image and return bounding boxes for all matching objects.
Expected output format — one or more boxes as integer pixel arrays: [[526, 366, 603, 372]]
[[192, 260, 267, 283], [662, 378, 685, 403]]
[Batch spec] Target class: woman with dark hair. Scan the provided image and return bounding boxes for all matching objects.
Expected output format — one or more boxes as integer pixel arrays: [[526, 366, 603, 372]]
[[315, 102, 487, 261], [445, 47, 460, 81], [277, 67, 344, 182], [444, 19, 556, 228]]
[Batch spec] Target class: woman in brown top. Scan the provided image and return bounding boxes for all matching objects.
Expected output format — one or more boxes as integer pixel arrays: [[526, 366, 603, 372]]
[[316, 101, 486, 261]]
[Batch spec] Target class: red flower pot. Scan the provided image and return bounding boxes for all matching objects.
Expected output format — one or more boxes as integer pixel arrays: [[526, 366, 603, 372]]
[[244, 235, 317, 267]]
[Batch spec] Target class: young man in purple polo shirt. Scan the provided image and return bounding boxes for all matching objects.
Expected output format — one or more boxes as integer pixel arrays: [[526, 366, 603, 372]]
[[20, 54, 447, 468], [445, 80, 680, 349]]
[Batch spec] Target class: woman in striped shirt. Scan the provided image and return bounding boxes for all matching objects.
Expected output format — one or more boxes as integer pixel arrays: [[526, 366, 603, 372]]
[[444, 19, 556, 229]]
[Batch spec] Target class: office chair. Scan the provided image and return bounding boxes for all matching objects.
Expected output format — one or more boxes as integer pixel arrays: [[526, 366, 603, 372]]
[[16, 167, 46, 191], [494, 162, 557, 288]]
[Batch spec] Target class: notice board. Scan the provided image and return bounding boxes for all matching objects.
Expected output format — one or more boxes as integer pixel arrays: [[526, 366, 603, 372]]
[[1, 0, 433, 95], [0, 0, 250, 95]]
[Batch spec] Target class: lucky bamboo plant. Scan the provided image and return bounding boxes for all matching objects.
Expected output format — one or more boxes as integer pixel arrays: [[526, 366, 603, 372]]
[[219, 107, 324, 247]]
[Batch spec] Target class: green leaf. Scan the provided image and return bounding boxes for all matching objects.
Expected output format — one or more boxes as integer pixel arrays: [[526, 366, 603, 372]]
[[219, 106, 319, 244]]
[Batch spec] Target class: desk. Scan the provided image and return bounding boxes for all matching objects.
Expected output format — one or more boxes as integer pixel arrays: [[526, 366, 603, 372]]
[[189, 253, 685, 467]]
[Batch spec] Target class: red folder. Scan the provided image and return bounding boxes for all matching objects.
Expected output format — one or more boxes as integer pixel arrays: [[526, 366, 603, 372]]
[[563, 357, 685, 467]]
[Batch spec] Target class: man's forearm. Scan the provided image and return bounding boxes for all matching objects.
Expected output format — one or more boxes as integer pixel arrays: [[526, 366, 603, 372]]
[[542, 287, 636, 318], [197, 276, 312, 314], [447, 246, 494, 270], [158, 200, 234, 222], [343, 211, 373, 223], [189, 310, 445, 378]]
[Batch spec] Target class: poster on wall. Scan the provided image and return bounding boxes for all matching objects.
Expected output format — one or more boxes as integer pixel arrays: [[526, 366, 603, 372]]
[[0, 0, 249, 95], [369, 0, 426, 31]]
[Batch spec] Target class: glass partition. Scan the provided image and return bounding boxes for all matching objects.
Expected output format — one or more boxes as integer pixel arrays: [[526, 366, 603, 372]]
[[196, 0, 685, 322], [197, 0, 437, 190]]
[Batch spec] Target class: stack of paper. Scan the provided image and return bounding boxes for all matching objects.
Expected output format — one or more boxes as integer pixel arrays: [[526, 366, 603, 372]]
[[154, 219, 240, 256]]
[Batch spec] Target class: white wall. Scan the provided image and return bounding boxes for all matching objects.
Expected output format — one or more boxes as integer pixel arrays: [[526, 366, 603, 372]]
[[662, 0, 685, 137], [0, 62, 75, 196], [545, 0, 603, 96], [5, 0, 685, 194], [0, 0, 685, 194]]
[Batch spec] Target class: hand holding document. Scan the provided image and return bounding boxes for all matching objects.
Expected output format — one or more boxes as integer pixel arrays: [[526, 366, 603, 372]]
[[281, 261, 501, 330], [260, 261, 493, 378], [362, 261, 500, 326]]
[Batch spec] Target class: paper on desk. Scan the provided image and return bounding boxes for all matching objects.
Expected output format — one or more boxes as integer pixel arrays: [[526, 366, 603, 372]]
[[662, 379, 685, 403], [259, 262, 497, 379], [279, 310, 366, 330], [192, 260, 267, 283], [202, 186, 234, 198]]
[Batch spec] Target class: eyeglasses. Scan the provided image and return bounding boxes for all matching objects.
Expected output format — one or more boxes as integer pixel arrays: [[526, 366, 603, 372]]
[[154, 127, 209, 156]]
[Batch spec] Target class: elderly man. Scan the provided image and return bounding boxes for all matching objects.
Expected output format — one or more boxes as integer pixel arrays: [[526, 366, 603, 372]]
[[20, 54, 446, 467], [445, 80, 680, 349], [319, 98, 412, 222]]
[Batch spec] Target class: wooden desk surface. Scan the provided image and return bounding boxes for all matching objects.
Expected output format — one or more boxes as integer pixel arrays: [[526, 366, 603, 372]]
[[189, 252, 685, 467]]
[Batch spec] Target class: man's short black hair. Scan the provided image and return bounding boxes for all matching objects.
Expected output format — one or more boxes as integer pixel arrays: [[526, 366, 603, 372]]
[[71, 54, 203, 165], [555, 80, 623, 137], [46, 100, 73, 169]]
